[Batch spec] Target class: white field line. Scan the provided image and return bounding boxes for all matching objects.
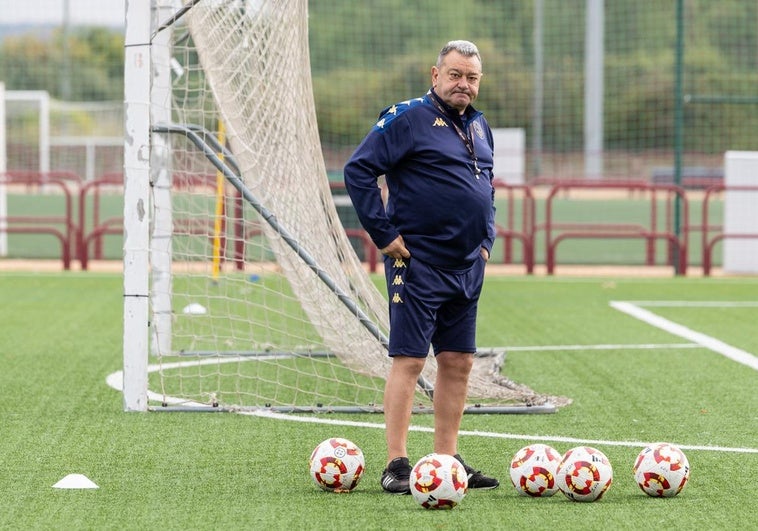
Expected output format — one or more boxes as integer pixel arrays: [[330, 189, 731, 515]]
[[106, 300, 758, 455], [504, 343, 699, 352], [243, 409, 758, 455], [614, 301, 758, 308], [106, 343, 696, 402], [105, 339, 758, 455], [610, 301, 758, 371], [104, 370, 757, 454]]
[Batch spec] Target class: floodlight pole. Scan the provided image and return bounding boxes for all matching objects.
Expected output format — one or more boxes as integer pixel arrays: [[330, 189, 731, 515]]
[[584, 0, 604, 179], [673, 0, 685, 275], [532, 0, 543, 178]]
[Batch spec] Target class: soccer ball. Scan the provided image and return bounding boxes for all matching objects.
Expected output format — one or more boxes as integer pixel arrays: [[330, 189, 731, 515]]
[[509, 443, 562, 497], [633, 442, 690, 497], [308, 437, 365, 492], [410, 453, 468, 509], [556, 446, 613, 502]]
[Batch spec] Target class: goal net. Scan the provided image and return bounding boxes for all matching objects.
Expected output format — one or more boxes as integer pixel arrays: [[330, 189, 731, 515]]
[[124, 0, 561, 413]]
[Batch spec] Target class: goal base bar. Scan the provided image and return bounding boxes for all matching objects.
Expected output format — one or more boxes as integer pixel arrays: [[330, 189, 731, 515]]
[[148, 404, 557, 414]]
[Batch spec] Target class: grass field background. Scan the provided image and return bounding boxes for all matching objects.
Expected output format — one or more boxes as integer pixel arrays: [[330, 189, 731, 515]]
[[1, 271, 756, 529]]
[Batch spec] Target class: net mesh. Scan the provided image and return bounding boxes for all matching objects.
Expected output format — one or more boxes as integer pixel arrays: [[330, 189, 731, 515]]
[[143, 0, 758, 409], [150, 0, 559, 410]]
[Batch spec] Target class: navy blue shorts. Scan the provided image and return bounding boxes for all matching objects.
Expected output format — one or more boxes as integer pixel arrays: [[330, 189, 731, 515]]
[[384, 255, 486, 358]]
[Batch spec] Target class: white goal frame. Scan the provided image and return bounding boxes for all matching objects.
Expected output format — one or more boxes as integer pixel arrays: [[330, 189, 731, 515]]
[[122, 0, 558, 414], [122, 0, 152, 411]]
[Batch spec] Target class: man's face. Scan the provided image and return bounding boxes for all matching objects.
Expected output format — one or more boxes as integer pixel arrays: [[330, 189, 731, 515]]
[[431, 50, 482, 113]]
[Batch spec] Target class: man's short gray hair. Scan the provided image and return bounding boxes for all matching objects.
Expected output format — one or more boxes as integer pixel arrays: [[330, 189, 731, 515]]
[[437, 40, 481, 67]]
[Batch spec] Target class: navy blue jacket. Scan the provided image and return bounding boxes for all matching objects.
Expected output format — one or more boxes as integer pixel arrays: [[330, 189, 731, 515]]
[[344, 89, 496, 268]]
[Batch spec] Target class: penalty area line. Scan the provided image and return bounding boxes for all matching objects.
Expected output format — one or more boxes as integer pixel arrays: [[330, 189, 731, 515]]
[[614, 300, 758, 308], [502, 343, 699, 352], [105, 370, 758, 455], [244, 409, 758, 455], [610, 301, 758, 371]]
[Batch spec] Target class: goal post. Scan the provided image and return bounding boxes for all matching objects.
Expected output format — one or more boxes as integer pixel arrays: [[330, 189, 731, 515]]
[[122, 0, 560, 414], [122, 0, 152, 412]]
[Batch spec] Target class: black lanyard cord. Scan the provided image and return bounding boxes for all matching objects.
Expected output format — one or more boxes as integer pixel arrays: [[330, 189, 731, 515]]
[[428, 96, 482, 178]]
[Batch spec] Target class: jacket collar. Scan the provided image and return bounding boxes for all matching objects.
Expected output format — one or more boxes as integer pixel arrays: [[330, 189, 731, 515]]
[[427, 88, 480, 121]]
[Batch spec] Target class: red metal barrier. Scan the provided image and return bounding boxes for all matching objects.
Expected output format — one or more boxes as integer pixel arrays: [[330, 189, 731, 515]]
[[492, 180, 535, 273], [78, 172, 229, 270], [702, 184, 758, 276], [4, 170, 82, 190], [230, 190, 268, 271], [77, 172, 124, 269], [538, 180, 688, 275], [8, 170, 731, 277], [1, 173, 79, 269]]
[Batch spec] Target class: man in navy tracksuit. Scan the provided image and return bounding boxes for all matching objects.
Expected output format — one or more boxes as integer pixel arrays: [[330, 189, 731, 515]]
[[344, 40, 499, 494]]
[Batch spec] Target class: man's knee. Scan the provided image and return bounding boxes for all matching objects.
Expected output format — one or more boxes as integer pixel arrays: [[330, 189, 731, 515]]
[[391, 354, 426, 376], [436, 351, 474, 374]]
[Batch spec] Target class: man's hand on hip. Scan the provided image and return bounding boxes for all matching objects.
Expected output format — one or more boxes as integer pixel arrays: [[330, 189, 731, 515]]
[[381, 236, 411, 260]]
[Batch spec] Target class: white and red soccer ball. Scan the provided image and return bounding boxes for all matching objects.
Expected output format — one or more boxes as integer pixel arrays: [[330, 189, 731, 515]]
[[556, 446, 613, 502], [309, 437, 365, 493], [633, 442, 690, 497], [410, 453, 468, 509], [509, 443, 562, 497]]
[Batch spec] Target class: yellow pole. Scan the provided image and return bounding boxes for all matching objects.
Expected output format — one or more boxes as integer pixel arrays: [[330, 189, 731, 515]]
[[211, 120, 226, 281]]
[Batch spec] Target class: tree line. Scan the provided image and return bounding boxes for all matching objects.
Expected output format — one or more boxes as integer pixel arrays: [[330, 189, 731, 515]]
[[1, 0, 755, 153]]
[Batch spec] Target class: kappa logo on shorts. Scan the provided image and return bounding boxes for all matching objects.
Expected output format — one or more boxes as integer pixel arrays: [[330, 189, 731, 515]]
[[393, 258, 407, 268], [392, 292, 404, 304], [433, 117, 447, 127], [392, 275, 403, 286]]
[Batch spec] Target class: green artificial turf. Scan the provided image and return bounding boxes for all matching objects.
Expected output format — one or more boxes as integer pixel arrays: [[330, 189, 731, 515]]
[[0, 272, 755, 530]]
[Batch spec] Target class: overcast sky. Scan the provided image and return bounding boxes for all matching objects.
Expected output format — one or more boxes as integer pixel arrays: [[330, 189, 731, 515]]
[[0, 0, 126, 26]]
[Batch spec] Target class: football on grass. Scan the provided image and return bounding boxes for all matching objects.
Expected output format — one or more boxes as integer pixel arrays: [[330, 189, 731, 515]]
[[308, 437, 365, 492], [410, 453, 468, 509], [556, 446, 613, 502], [509, 443, 562, 497], [633, 442, 690, 497]]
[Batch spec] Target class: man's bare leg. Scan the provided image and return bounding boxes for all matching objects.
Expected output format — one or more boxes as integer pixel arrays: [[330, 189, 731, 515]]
[[432, 351, 474, 455], [384, 355, 426, 463]]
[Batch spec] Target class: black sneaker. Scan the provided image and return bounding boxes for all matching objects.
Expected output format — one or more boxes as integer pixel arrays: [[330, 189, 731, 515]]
[[381, 457, 412, 494], [454, 454, 500, 490]]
